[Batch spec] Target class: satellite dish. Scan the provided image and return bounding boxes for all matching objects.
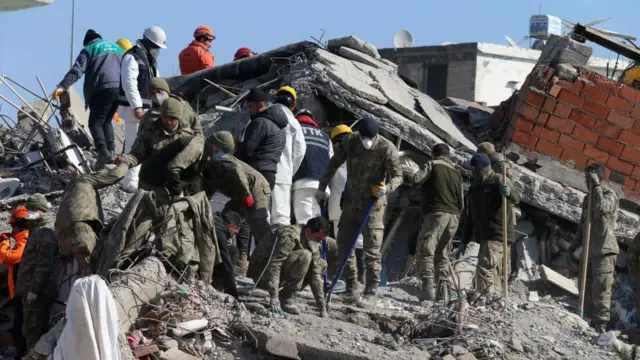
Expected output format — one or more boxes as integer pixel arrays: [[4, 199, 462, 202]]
[[393, 30, 414, 49]]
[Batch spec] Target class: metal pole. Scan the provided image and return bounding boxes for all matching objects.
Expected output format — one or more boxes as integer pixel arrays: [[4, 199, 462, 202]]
[[579, 186, 593, 318], [70, 0, 76, 67], [502, 167, 508, 300]]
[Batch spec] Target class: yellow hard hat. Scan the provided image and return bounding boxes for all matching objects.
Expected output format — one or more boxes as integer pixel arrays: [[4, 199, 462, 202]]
[[330, 124, 352, 140], [277, 86, 297, 103], [116, 38, 133, 52]]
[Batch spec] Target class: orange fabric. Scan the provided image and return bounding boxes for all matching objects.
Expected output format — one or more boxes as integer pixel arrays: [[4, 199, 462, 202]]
[[0, 230, 29, 299], [194, 26, 214, 39], [113, 112, 123, 125], [9, 205, 28, 224], [179, 41, 215, 75]]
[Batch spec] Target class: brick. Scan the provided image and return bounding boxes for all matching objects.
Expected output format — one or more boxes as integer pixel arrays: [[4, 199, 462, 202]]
[[549, 84, 562, 97], [558, 134, 585, 152], [579, 68, 598, 81], [620, 130, 640, 147], [536, 112, 550, 126], [607, 111, 635, 129], [584, 145, 610, 163], [568, 110, 597, 128], [633, 119, 640, 135], [547, 115, 575, 134], [572, 125, 598, 144], [607, 95, 634, 116], [553, 102, 572, 118], [557, 88, 585, 109], [525, 90, 546, 107], [560, 149, 588, 169], [594, 76, 619, 93], [632, 105, 640, 121], [511, 130, 538, 149], [540, 128, 560, 142], [558, 79, 584, 94], [621, 145, 640, 164], [543, 98, 556, 113], [593, 121, 622, 139], [596, 136, 625, 156], [607, 156, 634, 175], [635, 182, 640, 192], [634, 166, 640, 178], [514, 117, 534, 132], [618, 84, 640, 103], [536, 138, 563, 158], [582, 83, 609, 103], [625, 178, 637, 191], [517, 101, 540, 121], [583, 99, 610, 119], [531, 125, 543, 137]]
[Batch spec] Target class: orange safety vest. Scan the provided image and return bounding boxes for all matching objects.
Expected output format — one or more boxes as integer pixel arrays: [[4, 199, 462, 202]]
[[0, 230, 29, 299]]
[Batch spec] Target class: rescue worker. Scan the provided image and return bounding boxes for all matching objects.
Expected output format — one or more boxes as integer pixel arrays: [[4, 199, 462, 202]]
[[628, 229, 640, 319], [234, 47, 256, 61], [236, 88, 287, 189], [568, 162, 619, 332], [292, 109, 331, 224], [116, 38, 133, 52], [53, 29, 124, 166], [117, 26, 167, 192], [212, 211, 242, 299], [0, 206, 31, 359], [15, 195, 58, 352], [271, 86, 306, 225], [247, 216, 333, 317], [316, 117, 403, 307], [178, 26, 215, 75], [138, 78, 202, 135], [476, 142, 509, 176], [404, 143, 463, 302], [460, 153, 519, 296], [195, 131, 272, 277], [55, 163, 129, 267]]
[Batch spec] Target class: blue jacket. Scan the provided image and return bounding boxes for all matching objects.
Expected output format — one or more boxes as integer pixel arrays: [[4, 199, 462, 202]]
[[58, 39, 124, 103], [293, 123, 331, 182]]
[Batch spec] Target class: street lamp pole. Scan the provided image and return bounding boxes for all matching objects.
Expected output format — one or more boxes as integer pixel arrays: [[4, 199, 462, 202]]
[[70, 0, 76, 67]]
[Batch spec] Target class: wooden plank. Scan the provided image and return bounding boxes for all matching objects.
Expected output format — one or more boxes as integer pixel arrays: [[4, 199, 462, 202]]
[[540, 265, 579, 296]]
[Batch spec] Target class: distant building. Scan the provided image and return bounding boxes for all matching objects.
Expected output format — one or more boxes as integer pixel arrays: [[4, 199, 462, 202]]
[[379, 42, 629, 107]]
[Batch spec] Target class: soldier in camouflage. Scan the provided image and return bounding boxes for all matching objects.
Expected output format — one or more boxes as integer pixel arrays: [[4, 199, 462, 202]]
[[316, 117, 403, 307], [247, 216, 334, 317], [404, 144, 464, 302], [138, 78, 203, 135], [569, 162, 619, 332], [477, 142, 509, 176], [15, 196, 59, 351], [461, 153, 520, 296], [55, 164, 129, 267]]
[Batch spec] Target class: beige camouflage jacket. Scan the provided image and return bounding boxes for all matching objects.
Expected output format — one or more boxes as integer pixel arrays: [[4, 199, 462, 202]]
[[574, 185, 619, 258]]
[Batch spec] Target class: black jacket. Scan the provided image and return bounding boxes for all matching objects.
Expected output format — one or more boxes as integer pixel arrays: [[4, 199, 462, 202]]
[[236, 106, 287, 174]]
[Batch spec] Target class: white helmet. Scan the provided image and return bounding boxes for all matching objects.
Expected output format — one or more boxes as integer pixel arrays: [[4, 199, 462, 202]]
[[143, 26, 167, 49]]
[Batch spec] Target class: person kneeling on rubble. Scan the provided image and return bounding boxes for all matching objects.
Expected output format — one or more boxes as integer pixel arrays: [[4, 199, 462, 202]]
[[460, 153, 519, 297], [55, 163, 129, 268], [14, 194, 59, 352], [248, 216, 335, 317]]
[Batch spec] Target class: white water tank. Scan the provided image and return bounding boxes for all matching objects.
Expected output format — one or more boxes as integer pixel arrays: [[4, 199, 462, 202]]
[[529, 15, 562, 40]]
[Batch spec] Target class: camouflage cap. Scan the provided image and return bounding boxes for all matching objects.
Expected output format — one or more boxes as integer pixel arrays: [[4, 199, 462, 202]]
[[149, 77, 170, 93], [160, 97, 183, 119], [25, 193, 51, 212], [210, 131, 235, 153], [477, 142, 496, 155]]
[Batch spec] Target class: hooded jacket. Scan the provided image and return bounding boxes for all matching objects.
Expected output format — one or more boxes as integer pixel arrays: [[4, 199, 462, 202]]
[[271, 104, 306, 185], [179, 41, 215, 75], [236, 106, 288, 174]]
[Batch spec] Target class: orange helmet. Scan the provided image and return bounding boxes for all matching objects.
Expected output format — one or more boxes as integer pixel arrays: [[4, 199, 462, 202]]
[[234, 47, 255, 61], [9, 206, 28, 225], [193, 26, 215, 40]]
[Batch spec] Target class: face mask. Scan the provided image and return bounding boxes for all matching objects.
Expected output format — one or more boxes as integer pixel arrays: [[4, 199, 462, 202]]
[[308, 241, 321, 252], [152, 93, 168, 106], [212, 151, 226, 161], [148, 48, 160, 59], [361, 138, 374, 150]]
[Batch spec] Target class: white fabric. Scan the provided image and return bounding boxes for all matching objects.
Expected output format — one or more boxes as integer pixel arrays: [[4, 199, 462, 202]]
[[118, 106, 145, 193], [293, 187, 320, 225], [271, 183, 292, 225], [332, 221, 363, 249], [328, 164, 348, 222], [274, 104, 306, 185], [121, 54, 142, 110], [53, 276, 121, 360]]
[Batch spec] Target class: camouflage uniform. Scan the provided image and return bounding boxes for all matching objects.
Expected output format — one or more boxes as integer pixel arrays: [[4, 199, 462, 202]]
[[571, 185, 619, 327], [15, 221, 59, 351], [477, 142, 510, 176], [302, 236, 337, 312], [55, 164, 128, 265], [463, 170, 520, 295], [628, 232, 640, 314], [318, 133, 403, 298], [138, 95, 202, 136]]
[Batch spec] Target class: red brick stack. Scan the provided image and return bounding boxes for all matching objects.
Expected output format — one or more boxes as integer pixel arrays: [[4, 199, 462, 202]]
[[507, 65, 640, 201]]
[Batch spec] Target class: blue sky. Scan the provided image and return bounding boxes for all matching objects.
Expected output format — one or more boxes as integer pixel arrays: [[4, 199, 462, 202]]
[[0, 0, 638, 115]]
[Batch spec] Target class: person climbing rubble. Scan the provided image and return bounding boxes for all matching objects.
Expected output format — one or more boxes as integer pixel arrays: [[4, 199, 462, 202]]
[[117, 26, 167, 191], [138, 78, 202, 135], [55, 163, 129, 268], [53, 29, 124, 167], [247, 216, 333, 316], [236, 88, 287, 190], [14, 194, 58, 352], [194, 131, 272, 277], [568, 162, 619, 333], [212, 211, 242, 299], [403, 143, 463, 302], [179, 25, 215, 75], [461, 153, 519, 297], [316, 117, 403, 308], [292, 109, 330, 225], [270, 86, 306, 225], [233, 47, 256, 61]]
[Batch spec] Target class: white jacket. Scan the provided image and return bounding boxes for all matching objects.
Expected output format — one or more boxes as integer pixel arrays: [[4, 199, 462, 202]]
[[274, 104, 306, 185], [121, 52, 160, 110], [328, 163, 347, 222]]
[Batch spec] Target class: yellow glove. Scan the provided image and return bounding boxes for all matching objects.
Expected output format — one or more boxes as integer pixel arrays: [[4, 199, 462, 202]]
[[371, 181, 386, 198], [52, 88, 65, 100]]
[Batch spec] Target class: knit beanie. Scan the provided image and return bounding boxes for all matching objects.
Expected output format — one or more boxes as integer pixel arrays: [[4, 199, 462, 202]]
[[160, 97, 182, 119], [210, 131, 235, 153], [149, 77, 170, 93], [477, 142, 496, 155], [357, 117, 379, 138], [246, 88, 268, 103], [25, 193, 51, 212], [83, 29, 102, 46], [470, 153, 491, 170]]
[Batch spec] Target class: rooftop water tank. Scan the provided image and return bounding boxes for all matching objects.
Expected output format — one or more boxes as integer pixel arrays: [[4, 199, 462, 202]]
[[529, 15, 563, 40]]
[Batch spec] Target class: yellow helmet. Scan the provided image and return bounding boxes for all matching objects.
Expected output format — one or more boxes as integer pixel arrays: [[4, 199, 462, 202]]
[[277, 86, 297, 103], [330, 124, 352, 140], [116, 38, 133, 52]]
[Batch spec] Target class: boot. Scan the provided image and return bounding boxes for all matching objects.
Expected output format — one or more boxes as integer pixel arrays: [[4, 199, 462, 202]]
[[109, 149, 116, 163], [436, 280, 449, 302], [419, 278, 436, 301], [357, 285, 378, 309], [342, 280, 361, 304], [280, 296, 301, 315], [236, 253, 248, 278], [95, 148, 112, 169]]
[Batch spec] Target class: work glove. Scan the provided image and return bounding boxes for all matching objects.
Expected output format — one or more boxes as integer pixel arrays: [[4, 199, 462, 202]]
[[26, 292, 38, 302], [133, 108, 145, 120], [241, 195, 255, 209], [588, 172, 600, 187], [114, 155, 129, 166], [315, 189, 328, 204], [499, 183, 511, 198], [455, 243, 467, 260], [269, 298, 284, 315], [52, 88, 64, 100], [372, 182, 386, 198]]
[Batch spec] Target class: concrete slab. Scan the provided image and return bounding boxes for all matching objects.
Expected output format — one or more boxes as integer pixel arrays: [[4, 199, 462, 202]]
[[338, 47, 395, 72], [414, 92, 477, 151], [540, 264, 579, 296], [327, 36, 381, 59], [367, 66, 428, 123], [160, 348, 201, 360]]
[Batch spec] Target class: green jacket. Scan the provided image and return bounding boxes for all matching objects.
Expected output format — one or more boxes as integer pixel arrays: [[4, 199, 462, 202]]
[[572, 185, 619, 258], [139, 96, 203, 136], [405, 156, 463, 215], [15, 221, 59, 297]]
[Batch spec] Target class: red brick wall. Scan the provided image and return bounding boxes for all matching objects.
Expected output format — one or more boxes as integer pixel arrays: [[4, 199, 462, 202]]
[[507, 65, 640, 201]]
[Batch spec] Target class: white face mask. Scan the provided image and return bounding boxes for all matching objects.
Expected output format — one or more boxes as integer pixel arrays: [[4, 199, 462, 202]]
[[152, 93, 169, 106], [308, 241, 321, 252], [361, 137, 374, 150]]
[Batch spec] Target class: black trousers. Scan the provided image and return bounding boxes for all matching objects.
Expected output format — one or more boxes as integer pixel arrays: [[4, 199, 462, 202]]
[[212, 227, 238, 299], [11, 296, 25, 360], [261, 171, 276, 190], [88, 88, 119, 152]]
